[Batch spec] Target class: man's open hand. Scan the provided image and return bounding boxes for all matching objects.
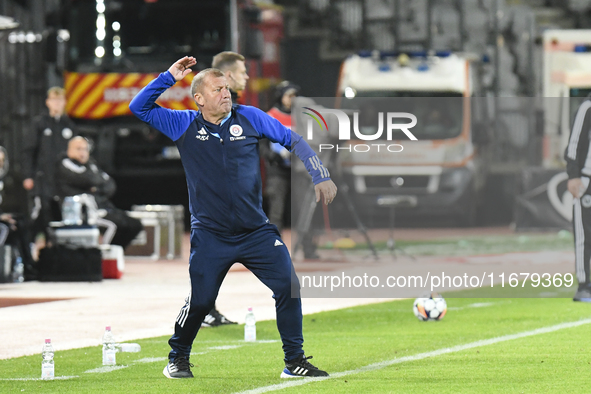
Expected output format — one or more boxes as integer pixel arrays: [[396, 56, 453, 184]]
[[315, 180, 338, 205], [568, 178, 585, 198], [0, 213, 16, 230], [23, 178, 34, 190], [168, 56, 197, 81]]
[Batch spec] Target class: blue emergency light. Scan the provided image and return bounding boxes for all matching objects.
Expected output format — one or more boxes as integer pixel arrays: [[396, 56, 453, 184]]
[[574, 44, 591, 52], [357, 50, 452, 59]]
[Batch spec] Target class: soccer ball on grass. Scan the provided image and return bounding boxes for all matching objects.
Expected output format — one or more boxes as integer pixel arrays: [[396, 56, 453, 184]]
[[413, 293, 447, 321]]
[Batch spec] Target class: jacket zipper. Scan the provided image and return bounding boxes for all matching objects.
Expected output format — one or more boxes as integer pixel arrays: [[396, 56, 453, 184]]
[[219, 130, 238, 232]]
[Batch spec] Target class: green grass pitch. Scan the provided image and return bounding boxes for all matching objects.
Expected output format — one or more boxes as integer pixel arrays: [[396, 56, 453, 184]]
[[2, 296, 591, 393]]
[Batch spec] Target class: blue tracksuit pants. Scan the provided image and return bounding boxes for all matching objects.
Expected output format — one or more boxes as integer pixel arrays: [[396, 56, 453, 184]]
[[168, 223, 304, 361]]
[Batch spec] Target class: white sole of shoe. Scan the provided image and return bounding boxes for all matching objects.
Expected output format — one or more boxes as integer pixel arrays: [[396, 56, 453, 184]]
[[163, 365, 175, 379], [280, 371, 305, 378], [163, 365, 193, 379], [280, 371, 328, 379]]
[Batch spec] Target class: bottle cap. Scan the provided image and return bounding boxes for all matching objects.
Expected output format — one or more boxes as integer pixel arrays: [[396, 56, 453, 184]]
[[45, 339, 51, 344], [106, 326, 111, 331], [248, 307, 253, 312]]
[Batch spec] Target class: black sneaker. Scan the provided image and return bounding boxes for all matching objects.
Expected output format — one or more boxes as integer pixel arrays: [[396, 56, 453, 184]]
[[281, 355, 329, 378], [201, 309, 237, 327], [163, 357, 194, 379], [573, 286, 591, 302]]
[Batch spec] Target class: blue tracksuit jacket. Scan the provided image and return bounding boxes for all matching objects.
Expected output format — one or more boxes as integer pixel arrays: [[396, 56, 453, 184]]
[[130, 71, 330, 234]]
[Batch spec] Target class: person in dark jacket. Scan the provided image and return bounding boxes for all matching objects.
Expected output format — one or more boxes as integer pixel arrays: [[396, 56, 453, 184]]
[[565, 98, 591, 302], [130, 57, 336, 379], [0, 147, 36, 280], [263, 81, 299, 233], [263, 82, 321, 259], [22, 87, 77, 236], [56, 137, 142, 249]]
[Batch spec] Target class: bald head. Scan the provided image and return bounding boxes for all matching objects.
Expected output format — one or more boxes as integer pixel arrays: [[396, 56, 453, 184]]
[[67, 136, 90, 164]]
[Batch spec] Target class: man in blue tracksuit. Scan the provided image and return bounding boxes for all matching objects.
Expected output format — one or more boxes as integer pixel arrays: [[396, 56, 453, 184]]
[[130, 57, 337, 379]]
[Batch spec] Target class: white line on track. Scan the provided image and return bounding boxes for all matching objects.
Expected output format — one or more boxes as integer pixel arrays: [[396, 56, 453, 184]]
[[235, 317, 591, 394]]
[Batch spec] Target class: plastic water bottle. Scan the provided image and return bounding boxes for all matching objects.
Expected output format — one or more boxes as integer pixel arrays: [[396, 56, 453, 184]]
[[41, 339, 54, 380], [62, 196, 82, 226], [244, 307, 256, 342], [117, 343, 141, 352], [61, 196, 76, 225], [102, 326, 116, 365], [12, 254, 24, 283]]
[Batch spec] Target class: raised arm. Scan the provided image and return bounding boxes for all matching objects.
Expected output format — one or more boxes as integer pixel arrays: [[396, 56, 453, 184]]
[[129, 57, 198, 141]]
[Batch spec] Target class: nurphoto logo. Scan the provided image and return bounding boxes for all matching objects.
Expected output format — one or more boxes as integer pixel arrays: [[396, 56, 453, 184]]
[[302, 106, 418, 153]]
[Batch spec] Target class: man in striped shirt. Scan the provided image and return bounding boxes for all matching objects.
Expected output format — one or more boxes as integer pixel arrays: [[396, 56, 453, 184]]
[[565, 98, 591, 302]]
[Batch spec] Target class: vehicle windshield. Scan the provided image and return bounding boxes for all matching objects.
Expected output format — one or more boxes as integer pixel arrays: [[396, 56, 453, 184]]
[[66, 0, 228, 70], [340, 91, 464, 140]]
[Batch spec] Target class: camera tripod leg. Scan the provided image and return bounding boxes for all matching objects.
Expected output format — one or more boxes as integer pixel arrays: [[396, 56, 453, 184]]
[[294, 176, 378, 260], [338, 181, 378, 260], [386, 206, 415, 261], [293, 185, 318, 256]]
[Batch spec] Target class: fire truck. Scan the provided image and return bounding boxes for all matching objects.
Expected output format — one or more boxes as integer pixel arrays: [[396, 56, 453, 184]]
[[334, 51, 491, 225]]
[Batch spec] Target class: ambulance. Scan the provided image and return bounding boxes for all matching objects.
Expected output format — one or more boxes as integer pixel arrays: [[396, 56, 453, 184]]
[[335, 51, 490, 225]]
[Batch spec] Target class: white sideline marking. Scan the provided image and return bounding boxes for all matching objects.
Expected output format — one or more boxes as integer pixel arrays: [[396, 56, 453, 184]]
[[447, 302, 497, 311], [2, 338, 283, 381], [135, 357, 167, 363], [84, 365, 128, 374], [235, 318, 591, 394], [208, 345, 242, 350], [1, 375, 78, 381]]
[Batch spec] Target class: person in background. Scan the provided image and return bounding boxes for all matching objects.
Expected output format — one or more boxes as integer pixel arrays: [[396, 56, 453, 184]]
[[266, 85, 321, 260], [0, 147, 36, 279], [22, 87, 77, 238], [212, 51, 249, 105], [56, 137, 143, 249], [263, 81, 299, 234], [565, 97, 591, 302]]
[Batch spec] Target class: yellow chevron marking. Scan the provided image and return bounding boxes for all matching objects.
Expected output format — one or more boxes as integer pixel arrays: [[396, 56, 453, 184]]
[[88, 101, 113, 119], [68, 74, 101, 115], [73, 73, 121, 118]]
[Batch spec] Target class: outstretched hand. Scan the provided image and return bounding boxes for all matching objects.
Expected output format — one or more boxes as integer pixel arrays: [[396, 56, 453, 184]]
[[168, 56, 197, 81], [315, 180, 338, 205]]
